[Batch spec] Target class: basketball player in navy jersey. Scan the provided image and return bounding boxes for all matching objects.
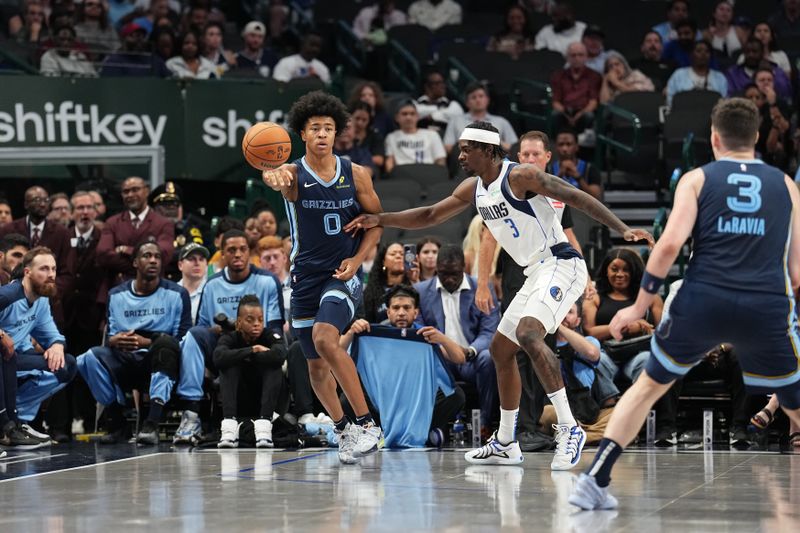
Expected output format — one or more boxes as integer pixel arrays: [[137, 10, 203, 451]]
[[262, 91, 384, 464], [569, 98, 800, 510], [346, 121, 652, 470]]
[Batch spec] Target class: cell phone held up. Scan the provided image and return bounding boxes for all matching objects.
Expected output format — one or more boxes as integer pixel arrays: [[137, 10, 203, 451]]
[[403, 244, 417, 272]]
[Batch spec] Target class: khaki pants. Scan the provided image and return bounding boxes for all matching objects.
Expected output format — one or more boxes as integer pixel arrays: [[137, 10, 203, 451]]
[[540, 405, 615, 444]]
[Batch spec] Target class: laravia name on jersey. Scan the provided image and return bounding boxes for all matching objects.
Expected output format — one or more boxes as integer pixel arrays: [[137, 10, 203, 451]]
[[717, 215, 765, 236]]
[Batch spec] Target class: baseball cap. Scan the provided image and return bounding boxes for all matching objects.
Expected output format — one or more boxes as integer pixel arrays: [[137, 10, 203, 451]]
[[583, 25, 605, 40], [120, 22, 147, 38], [242, 21, 266, 37], [179, 243, 210, 261]]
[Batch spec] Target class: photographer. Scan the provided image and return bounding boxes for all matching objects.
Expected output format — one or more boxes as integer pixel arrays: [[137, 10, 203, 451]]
[[213, 295, 287, 448]]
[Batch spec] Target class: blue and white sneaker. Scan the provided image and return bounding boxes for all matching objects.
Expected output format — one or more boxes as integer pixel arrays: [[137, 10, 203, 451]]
[[464, 431, 524, 465], [568, 473, 619, 510], [551, 424, 586, 470], [173, 410, 203, 446], [352, 422, 384, 458], [336, 423, 360, 464]]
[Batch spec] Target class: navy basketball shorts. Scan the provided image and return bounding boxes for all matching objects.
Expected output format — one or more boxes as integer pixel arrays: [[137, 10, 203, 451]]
[[290, 271, 363, 360], [646, 280, 800, 409]]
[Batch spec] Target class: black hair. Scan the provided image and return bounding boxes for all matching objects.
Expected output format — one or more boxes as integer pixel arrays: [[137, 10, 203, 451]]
[[177, 29, 202, 59], [436, 244, 465, 266], [464, 80, 488, 99], [250, 200, 275, 219], [754, 21, 781, 51], [675, 17, 698, 33], [642, 29, 662, 43], [463, 120, 506, 160], [133, 237, 159, 259], [287, 90, 349, 135], [349, 101, 374, 116], [221, 228, 248, 249], [363, 242, 414, 323], [215, 216, 244, 237], [744, 35, 765, 53], [415, 236, 441, 254], [555, 127, 578, 142], [0, 233, 30, 253], [594, 248, 645, 299], [496, 4, 534, 40], [384, 284, 420, 309], [667, 0, 689, 12], [237, 294, 262, 316]]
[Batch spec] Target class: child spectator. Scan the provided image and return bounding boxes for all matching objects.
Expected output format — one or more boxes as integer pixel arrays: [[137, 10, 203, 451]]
[[384, 100, 446, 174], [213, 295, 287, 448]]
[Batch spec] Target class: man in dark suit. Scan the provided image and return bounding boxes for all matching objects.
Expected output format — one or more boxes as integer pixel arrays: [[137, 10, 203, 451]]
[[0, 186, 71, 322], [414, 244, 500, 434], [96, 176, 175, 304], [47, 191, 105, 441]]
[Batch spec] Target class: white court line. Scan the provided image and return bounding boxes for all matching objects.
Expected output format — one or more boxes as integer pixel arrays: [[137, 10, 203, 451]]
[[0, 452, 167, 484], [0, 453, 68, 466], [0, 452, 39, 462]]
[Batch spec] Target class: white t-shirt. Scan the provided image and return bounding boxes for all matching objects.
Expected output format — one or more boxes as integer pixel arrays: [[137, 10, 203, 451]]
[[534, 21, 587, 56], [272, 54, 331, 83], [385, 129, 446, 165]]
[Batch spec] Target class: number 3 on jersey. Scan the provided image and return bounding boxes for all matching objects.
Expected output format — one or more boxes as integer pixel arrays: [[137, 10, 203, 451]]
[[504, 218, 520, 238], [324, 213, 341, 235], [727, 174, 761, 213]]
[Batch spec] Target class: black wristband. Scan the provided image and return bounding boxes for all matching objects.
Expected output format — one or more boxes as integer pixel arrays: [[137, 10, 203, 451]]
[[641, 271, 664, 294]]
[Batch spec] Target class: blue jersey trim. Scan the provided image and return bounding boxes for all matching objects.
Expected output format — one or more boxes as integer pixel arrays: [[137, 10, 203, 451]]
[[300, 155, 342, 188], [499, 162, 536, 218]]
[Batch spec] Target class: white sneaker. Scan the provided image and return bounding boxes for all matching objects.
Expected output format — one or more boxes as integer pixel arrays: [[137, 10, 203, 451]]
[[297, 413, 316, 426], [464, 431, 523, 465], [173, 410, 203, 445], [217, 418, 240, 448], [337, 423, 360, 464], [352, 422, 384, 457], [568, 473, 619, 510], [551, 424, 586, 471], [19, 423, 51, 444], [254, 419, 274, 448]]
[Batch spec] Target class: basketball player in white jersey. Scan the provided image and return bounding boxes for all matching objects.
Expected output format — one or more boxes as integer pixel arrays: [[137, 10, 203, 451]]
[[346, 122, 653, 469]]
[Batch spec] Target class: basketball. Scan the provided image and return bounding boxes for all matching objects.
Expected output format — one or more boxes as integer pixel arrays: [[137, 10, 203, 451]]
[[242, 122, 292, 170]]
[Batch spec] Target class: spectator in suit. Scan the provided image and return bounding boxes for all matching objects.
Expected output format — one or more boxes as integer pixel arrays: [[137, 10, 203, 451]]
[[550, 42, 602, 135], [0, 199, 12, 226], [0, 186, 70, 308], [48, 191, 104, 442], [96, 176, 175, 304], [629, 30, 672, 93], [47, 193, 72, 228], [415, 244, 500, 433], [88, 190, 106, 222], [0, 234, 29, 286]]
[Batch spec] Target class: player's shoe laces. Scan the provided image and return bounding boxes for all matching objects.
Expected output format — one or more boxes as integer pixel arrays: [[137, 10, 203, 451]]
[[136, 420, 160, 445], [217, 418, 240, 448], [352, 422, 384, 457], [173, 410, 203, 445], [551, 424, 586, 471], [336, 423, 360, 464], [253, 419, 274, 449], [568, 473, 619, 510], [464, 431, 524, 465]]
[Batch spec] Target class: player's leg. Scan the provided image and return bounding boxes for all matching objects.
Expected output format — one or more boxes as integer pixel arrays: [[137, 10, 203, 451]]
[[137, 335, 181, 445], [174, 326, 218, 445], [15, 349, 77, 428], [76, 347, 131, 444]]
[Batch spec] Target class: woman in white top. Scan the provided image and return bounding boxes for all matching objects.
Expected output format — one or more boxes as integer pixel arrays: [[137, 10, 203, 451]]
[[166, 30, 217, 79], [742, 21, 792, 76], [703, 0, 740, 57]]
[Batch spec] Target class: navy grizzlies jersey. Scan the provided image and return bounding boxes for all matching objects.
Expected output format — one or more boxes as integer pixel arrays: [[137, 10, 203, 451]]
[[285, 156, 363, 277], [685, 158, 791, 295]]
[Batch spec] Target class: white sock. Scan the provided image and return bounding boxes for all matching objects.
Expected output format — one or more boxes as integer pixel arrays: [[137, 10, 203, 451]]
[[497, 408, 518, 444], [547, 388, 577, 427]]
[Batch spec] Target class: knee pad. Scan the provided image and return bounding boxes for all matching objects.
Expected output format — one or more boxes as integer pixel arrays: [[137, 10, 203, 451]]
[[150, 335, 181, 380]]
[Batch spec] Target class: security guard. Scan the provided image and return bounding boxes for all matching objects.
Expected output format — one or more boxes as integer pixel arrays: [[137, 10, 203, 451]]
[[150, 181, 206, 281]]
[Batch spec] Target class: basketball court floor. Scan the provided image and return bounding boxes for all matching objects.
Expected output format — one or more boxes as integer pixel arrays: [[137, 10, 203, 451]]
[[0, 443, 797, 532]]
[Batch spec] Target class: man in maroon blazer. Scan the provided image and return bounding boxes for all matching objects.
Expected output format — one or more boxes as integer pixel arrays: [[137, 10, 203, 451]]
[[96, 176, 175, 304], [0, 186, 71, 322], [49, 191, 105, 441]]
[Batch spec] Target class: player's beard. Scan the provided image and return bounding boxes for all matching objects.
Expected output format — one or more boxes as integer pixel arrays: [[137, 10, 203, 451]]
[[32, 278, 57, 298]]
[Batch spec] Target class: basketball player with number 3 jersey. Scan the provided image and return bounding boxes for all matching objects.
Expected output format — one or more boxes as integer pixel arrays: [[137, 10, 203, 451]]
[[262, 91, 384, 465], [345, 121, 653, 470], [570, 98, 800, 511]]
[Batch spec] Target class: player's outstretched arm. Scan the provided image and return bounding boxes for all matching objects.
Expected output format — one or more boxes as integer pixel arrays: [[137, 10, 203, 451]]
[[784, 175, 800, 290], [344, 177, 475, 232], [475, 229, 498, 315], [609, 169, 703, 338], [262, 164, 299, 201], [334, 165, 384, 281], [510, 165, 655, 246]]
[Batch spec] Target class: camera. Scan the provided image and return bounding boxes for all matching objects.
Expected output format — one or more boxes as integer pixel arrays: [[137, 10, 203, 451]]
[[214, 313, 236, 332]]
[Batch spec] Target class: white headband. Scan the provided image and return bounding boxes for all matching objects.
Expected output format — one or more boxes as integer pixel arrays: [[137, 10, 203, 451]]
[[459, 127, 500, 146]]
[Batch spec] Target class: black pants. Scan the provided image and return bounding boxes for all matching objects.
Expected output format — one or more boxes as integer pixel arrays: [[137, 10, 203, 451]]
[[286, 341, 316, 417], [683, 351, 749, 430], [517, 350, 546, 433], [219, 361, 284, 419]]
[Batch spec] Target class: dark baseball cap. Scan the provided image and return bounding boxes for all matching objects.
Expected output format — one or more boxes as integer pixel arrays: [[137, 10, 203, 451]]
[[179, 243, 210, 261], [583, 25, 605, 40]]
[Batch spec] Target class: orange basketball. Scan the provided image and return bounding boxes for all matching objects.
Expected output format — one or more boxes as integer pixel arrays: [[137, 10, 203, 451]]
[[242, 122, 292, 170]]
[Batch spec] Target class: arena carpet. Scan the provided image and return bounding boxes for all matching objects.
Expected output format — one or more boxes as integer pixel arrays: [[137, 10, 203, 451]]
[[0, 444, 797, 532]]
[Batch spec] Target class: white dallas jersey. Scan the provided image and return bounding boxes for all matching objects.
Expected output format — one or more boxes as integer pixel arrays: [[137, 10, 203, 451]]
[[474, 160, 579, 270]]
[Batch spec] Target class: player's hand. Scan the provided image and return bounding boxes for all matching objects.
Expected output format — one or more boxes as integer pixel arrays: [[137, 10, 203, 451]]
[[343, 214, 381, 234], [333, 257, 359, 281], [132, 334, 151, 349], [475, 282, 495, 315], [609, 305, 646, 340], [349, 319, 370, 335], [262, 166, 294, 191], [43, 344, 65, 372], [623, 228, 655, 248], [252, 344, 269, 353], [417, 326, 447, 345], [0, 330, 15, 361]]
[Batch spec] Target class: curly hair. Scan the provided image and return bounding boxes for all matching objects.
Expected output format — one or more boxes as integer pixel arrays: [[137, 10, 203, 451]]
[[287, 91, 349, 135], [363, 242, 414, 323], [594, 248, 645, 299]]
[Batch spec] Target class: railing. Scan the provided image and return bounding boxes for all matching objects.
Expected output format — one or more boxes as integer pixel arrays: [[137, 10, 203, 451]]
[[593, 103, 641, 170], [387, 39, 420, 93], [335, 20, 366, 75], [445, 57, 476, 100], [509, 78, 552, 134]]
